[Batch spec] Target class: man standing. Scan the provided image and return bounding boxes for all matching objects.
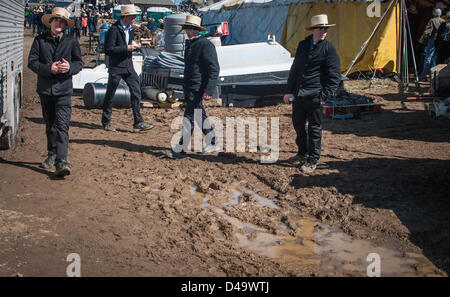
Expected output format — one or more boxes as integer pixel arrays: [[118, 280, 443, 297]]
[[102, 4, 153, 132], [28, 7, 83, 177], [166, 15, 220, 159], [283, 14, 341, 173], [420, 8, 445, 80]]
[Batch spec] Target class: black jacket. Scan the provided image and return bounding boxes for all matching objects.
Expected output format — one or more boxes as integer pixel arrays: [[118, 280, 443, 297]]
[[28, 32, 83, 96], [183, 36, 220, 95], [285, 35, 341, 100], [104, 20, 135, 74]]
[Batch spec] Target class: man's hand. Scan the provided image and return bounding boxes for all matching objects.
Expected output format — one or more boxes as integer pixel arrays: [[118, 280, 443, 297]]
[[133, 42, 141, 49], [202, 93, 212, 100], [283, 94, 294, 104], [51, 62, 60, 75], [127, 44, 136, 51], [57, 58, 70, 74]]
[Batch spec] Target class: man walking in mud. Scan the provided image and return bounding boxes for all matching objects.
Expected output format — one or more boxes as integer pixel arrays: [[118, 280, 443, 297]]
[[283, 14, 341, 173], [28, 7, 83, 177], [166, 15, 220, 159], [102, 4, 153, 132]]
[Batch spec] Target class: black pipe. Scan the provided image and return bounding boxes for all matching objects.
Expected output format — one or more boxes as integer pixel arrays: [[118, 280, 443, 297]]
[[82, 83, 131, 109]]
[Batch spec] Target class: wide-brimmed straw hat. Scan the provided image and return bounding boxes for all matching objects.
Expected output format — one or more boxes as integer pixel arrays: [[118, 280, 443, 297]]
[[120, 4, 139, 16], [180, 15, 206, 31], [306, 14, 336, 30], [42, 7, 74, 29]]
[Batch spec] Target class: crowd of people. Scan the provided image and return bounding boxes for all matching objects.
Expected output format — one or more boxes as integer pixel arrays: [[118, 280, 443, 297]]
[[24, 2, 202, 40]]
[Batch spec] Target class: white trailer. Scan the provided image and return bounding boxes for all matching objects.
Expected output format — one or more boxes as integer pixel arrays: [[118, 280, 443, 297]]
[[0, 0, 24, 149]]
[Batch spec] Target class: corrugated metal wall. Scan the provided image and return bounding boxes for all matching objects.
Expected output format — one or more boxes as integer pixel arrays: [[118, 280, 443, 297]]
[[0, 0, 24, 117]]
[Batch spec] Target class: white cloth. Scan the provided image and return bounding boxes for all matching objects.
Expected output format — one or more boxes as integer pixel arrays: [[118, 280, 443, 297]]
[[120, 19, 133, 44]]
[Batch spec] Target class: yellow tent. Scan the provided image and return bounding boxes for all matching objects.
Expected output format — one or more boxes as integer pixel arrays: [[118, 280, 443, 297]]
[[281, 0, 400, 74]]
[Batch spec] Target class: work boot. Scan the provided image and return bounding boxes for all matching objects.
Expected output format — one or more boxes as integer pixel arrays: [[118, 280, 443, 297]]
[[55, 161, 71, 177], [301, 161, 317, 174], [166, 150, 187, 159], [133, 122, 153, 132], [201, 144, 221, 154], [287, 154, 307, 165], [40, 152, 56, 169], [103, 123, 116, 132]]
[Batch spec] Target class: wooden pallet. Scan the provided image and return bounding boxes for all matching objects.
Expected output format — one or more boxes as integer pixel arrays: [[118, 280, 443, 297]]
[[141, 100, 184, 108]]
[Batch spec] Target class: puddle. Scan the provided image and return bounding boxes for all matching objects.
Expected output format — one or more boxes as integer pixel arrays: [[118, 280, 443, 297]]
[[224, 188, 279, 209], [189, 187, 440, 276]]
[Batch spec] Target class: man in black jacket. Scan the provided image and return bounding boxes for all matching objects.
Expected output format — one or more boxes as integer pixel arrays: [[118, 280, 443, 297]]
[[28, 7, 83, 177], [283, 14, 341, 173], [102, 4, 152, 132], [166, 15, 220, 159]]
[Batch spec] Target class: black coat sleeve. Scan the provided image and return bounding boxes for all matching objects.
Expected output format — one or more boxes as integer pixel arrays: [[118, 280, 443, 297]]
[[284, 41, 302, 94], [202, 41, 220, 95], [68, 38, 83, 76], [28, 37, 52, 77], [104, 27, 127, 56], [321, 43, 341, 100]]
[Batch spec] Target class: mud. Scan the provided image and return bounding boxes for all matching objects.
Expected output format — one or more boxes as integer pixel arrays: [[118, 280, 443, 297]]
[[0, 28, 448, 277]]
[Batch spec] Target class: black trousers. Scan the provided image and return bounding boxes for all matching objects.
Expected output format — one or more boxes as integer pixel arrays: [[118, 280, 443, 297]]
[[292, 97, 322, 163], [102, 71, 143, 126], [178, 89, 215, 151], [39, 94, 72, 162]]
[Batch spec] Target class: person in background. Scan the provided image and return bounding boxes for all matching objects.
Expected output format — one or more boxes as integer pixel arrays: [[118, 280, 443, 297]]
[[28, 7, 83, 177], [88, 11, 94, 34], [420, 8, 445, 80], [146, 17, 157, 34], [81, 13, 88, 36], [436, 11, 450, 63], [93, 11, 99, 33], [37, 7, 44, 35], [283, 14, 341, 174], [74, 16, 81, 39], [32, 8, 38, 35]]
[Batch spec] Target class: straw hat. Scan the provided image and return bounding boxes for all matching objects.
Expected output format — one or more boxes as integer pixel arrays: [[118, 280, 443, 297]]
[[306, 14, 336, 30], [180, 15, 206, 31], [120, 4, 139, 16], [42, 7, 74, 29]]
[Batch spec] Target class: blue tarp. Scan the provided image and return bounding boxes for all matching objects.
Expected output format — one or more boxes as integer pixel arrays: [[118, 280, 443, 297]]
[[200, 0, 309, 45]]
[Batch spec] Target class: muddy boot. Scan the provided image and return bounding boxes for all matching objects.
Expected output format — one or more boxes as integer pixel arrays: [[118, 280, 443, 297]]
[[287, 154, 307, 165], [301, 161, 317, 173], [103, 123, 116, 132], [166, 150, 187, 159], [133, 122, 153, 132], [55, 161, 71, 177], [201, 144, 221, 154], [40, 152, 56, 169]]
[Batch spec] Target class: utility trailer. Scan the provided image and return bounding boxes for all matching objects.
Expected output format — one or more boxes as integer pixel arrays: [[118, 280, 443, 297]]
[[0, 0, 24, 149]]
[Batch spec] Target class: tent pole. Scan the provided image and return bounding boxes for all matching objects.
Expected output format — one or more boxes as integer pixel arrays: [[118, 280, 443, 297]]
[[343, 0, 397, 77], [403, 0, 419, 88], [398, 0, 403, 86], [403, 0, 409, 88]]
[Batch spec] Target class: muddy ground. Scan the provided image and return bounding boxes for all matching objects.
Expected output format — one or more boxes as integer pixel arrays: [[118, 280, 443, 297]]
[[0, 28, 449, 277]]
